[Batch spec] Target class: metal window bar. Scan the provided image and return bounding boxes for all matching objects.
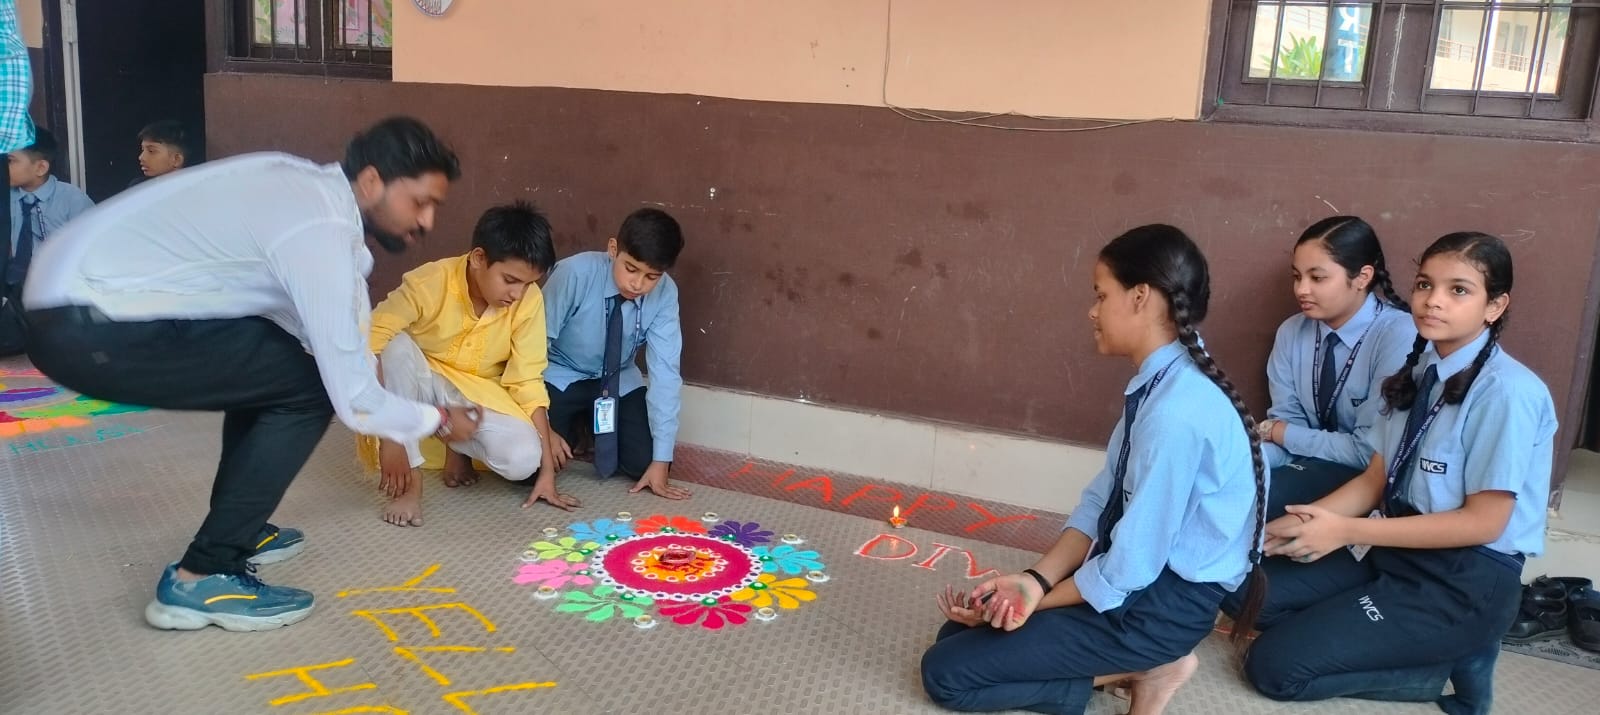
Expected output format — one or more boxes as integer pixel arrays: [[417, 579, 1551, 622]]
[[367, 0, 376, 57], [1266, 0, 1288, 104], [1469, 1, 1496, 114], [1365, 0, 1391, 109], [1525, 5, 1550, 115], [1316, 0, 1334, 104]]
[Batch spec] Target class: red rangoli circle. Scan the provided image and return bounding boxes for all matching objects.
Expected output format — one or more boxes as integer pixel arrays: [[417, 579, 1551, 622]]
[[593, 532, 762, 602]]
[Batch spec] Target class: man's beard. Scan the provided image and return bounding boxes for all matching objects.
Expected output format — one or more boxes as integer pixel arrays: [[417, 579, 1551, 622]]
[[363, 210, 413, 254]]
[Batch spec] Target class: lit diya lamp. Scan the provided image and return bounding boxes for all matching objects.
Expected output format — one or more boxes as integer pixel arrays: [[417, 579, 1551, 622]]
[[534, 586, 559, 600], [889, 505, 907, 529]]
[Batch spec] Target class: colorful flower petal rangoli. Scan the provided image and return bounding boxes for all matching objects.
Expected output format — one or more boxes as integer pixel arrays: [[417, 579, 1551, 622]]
[[515, 515, 826, 631]]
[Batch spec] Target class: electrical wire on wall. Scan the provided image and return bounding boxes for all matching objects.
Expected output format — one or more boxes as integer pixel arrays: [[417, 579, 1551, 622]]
[[879, 0, 1181, 132]]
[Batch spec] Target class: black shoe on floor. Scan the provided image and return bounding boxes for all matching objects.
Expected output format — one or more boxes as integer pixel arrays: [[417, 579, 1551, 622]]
[[1503, 576, 1568, 644]]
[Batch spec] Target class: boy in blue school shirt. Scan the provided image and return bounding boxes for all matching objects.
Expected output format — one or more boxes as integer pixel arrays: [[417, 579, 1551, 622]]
[[544, 208, 691, 500], [1, 128, 91, 354]]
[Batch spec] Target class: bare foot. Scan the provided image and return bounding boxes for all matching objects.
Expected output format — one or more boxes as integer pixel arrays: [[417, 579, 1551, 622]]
[[382, 468, 424, 527], [1127, 653, 1199, 715], [441, 449, 478, 488]]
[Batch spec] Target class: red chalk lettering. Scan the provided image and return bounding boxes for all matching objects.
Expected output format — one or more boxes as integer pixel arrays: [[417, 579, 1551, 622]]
[[854, 533, 918, 560], [960, 550, 1002, 579], [783, 476, 835, 504], [730, 462, 796, 488], [839, 484, 904, 509], [962, 502, 1038, 533], [913, 543, 957, 570], [902, 493, 958, 519]]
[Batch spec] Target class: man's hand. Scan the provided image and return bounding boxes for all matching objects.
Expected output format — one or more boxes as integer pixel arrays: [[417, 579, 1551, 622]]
[[438, 405, 480, 443], [378, 439, 411, 498], [522, 471, 581, 511], [550, 432, 573, 471], [629, 461, 691, 500]]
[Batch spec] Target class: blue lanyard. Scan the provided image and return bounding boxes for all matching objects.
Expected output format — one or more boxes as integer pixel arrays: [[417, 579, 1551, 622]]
[[1383, 389, 1447, 516], [1114, 357, 1182, 482], [1311, 302, 1382, 431]]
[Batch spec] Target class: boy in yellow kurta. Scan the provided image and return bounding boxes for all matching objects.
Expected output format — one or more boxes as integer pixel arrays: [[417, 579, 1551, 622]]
[[368, 201, 579, 526]]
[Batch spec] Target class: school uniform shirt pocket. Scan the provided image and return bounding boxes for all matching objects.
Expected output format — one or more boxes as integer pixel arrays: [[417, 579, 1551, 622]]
[[1414, 441, 1468, 513]]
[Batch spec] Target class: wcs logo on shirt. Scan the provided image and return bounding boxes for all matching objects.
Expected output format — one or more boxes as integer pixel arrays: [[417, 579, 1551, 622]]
[[1420, 458, 1448, 474]]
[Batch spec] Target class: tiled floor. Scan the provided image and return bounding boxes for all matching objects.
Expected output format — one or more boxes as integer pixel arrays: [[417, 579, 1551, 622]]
[[2, 364, 1598, 714]]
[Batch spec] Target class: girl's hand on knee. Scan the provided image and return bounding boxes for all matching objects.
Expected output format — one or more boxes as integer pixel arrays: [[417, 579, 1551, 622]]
[[1266, 505, 1349, 562], [936, 584, 987, 627]]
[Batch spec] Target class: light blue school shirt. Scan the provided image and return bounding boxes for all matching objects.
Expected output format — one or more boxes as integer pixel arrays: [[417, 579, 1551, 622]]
[[543, 251, 683, 463], [1264, 293, 1417, 469], [1064, 340, 1260, 612], [10, 176, 94, 257], [1371, 330, 1556, 557]]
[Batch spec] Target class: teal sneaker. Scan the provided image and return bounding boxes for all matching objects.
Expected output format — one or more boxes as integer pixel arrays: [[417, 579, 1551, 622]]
[[144, 563, 315, 632], [246, 524, 305, 566]]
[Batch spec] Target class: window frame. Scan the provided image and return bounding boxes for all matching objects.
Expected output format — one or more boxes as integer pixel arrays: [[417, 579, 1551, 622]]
[[207, 0, 392, 80], [1204, 0, 1600, 141]]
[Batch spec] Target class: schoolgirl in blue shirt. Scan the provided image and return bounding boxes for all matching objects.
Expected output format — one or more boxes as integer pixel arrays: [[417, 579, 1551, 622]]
[[920, 225, 1268, 715], [1240, 232, 1555, 715], [1257, 217, 1417, 519]]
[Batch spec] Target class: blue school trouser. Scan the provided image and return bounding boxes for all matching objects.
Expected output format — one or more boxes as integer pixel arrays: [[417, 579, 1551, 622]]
[[920, 568, 1225, 714], [1239, 544, 1522, 713], [1267, 457, 1362, 521]]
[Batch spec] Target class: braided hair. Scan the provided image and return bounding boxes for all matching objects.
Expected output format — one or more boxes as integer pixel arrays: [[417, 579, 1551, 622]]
[[1099, 224, 1267, 647], [1297, 216, 1409, 310], [1381, 232, 1512, 411]]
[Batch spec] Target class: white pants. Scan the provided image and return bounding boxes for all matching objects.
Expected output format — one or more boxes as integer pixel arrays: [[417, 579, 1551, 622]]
[[380, 333, 541, 481]]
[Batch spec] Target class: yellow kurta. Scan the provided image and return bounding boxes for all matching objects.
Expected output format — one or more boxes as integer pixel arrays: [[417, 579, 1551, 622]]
[[358, 254, 550, 470]]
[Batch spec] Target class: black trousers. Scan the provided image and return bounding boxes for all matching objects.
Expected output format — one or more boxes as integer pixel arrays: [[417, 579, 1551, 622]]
[[1266, 457, 1363, 522], [1236, 545, 1521, 706], [27, 306, 334, 575], [546, 379, 653, 478]]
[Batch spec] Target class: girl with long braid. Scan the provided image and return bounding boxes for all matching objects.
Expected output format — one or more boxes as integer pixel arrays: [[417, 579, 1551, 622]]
[[1256, 216, 1417, 519], [920, 225, 1267, 715], [1244, 232, 1555, 715]]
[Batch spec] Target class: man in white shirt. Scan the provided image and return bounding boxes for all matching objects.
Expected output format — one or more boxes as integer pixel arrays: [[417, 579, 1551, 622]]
[[23, 116, 481, 633]]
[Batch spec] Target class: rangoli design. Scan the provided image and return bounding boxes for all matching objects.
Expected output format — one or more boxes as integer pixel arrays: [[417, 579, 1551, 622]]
[[515, 513, 827, 630], [0, 368, 147, 437]]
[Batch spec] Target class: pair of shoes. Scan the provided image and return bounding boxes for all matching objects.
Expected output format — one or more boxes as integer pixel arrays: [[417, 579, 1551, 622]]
[[144, 525, 311, 632], [1503, 576, 1595, 648]]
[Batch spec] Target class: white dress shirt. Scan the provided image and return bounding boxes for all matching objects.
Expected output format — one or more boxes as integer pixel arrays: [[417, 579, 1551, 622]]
[[24, 151, 440, 443]]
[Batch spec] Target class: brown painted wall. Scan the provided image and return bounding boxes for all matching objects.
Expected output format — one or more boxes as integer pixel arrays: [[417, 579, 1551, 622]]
[[206, 74, 1600, 488]]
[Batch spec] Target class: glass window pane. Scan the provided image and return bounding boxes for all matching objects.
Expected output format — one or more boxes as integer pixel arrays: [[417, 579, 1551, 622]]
[[253, 0, 308, 48], [1248, 3, 1371, 82], [1431, 6, 1568, 95], [341, 0, 394, 49]]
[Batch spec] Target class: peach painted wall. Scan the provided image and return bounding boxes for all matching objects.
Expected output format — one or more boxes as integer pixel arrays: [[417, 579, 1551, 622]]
[[394, 0, 1211, 121]]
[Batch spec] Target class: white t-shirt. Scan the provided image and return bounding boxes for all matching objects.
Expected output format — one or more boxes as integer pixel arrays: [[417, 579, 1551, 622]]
[[25, 151, 439, 443]]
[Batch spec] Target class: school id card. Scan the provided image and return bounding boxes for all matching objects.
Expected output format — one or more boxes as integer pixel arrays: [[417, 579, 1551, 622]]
[[1347, 510, 1383, 562], [593, 397, 617, 435]]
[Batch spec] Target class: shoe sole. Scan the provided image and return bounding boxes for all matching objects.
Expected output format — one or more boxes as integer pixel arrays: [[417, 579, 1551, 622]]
[[144, 600, 315, 632], [1500, 630, 1566, 645], [246, 540, 306, 566]]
